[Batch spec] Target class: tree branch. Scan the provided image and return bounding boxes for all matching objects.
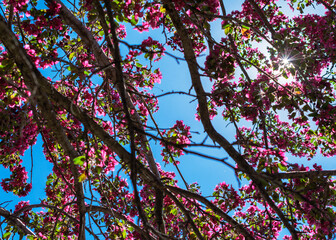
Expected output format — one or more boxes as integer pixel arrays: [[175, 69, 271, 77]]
[[163, 1, 298, 239], [269, 170, 336, 179], [0, 14, 87, 240], [0, 207, 36, 237]]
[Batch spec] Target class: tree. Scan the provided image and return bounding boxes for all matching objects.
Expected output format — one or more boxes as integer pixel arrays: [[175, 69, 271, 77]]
[[0, 0, 336, 239]]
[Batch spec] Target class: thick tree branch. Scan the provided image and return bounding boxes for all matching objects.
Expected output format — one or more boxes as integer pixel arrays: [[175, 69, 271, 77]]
[[0, 207, 36, 237], [47, 0, 160, 177], [0, 14, 87, 240], [163, 1, 299, 239], [50, 0, 166, 234]]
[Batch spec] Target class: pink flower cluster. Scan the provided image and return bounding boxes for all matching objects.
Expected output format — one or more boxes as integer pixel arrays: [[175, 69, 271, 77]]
[[161, 120, 191, 164], [141, 37, 165, 62], [1, 164, 32, 197]]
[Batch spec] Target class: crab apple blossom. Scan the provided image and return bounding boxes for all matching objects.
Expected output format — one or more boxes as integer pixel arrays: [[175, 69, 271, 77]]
[[0, 0, 336, 239]]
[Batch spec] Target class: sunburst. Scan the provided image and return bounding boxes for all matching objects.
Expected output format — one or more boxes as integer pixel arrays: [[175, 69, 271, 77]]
[[281, 57, 291, 67]]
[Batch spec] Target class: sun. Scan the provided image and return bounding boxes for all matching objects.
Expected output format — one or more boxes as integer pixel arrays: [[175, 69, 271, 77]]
[[281, 57, 290, 66], [273, 56, 296, 84], [280, 54, 295, 68]]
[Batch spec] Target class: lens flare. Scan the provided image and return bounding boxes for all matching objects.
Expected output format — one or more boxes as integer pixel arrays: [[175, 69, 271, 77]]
[[281, 57, 290, 66]]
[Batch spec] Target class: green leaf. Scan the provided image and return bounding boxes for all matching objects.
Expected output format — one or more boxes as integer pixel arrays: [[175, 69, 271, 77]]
[[73, 156, 85, 166], [3, 232, 11, 239], [78, 173, 87, 182], [277, 162, 287, 171], [224, 26, 233, 35], [222, 23, 230, 29], [69, 52, 75, 60], [130, 15, 138, 25], [115, 15, 124, 22], [170, 208, 178, 215], [282, 71, 288, 79]]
